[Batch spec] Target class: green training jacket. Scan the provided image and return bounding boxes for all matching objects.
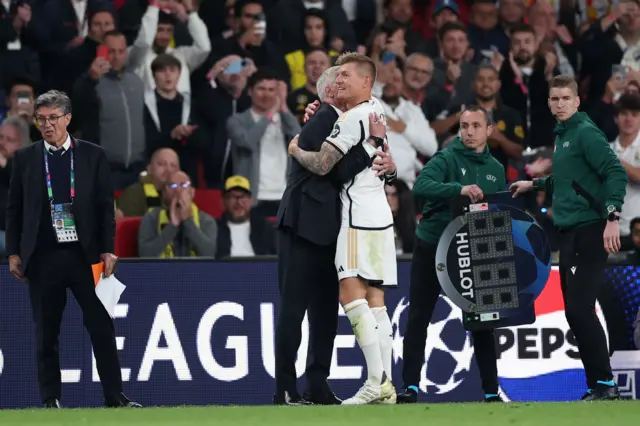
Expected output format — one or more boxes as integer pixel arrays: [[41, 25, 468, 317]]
[[533, 112, 627, 230], [413, 137, 506, 244]]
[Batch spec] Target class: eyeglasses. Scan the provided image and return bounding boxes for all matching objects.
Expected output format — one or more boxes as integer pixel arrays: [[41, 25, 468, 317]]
[[36, 114, 68, 126], [166, 181, 191, 189], [406, 66, 432, 76]]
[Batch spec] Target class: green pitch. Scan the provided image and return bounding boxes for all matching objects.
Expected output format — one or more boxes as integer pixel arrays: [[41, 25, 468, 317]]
[[0, 402, 638, 426]]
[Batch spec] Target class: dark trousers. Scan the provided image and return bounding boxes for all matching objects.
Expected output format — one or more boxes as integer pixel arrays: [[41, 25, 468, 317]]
[[402, 239, 499, 395], [275, 228, 339, 394], [557, 220, 613, 389], [26, 245, 123, 402]]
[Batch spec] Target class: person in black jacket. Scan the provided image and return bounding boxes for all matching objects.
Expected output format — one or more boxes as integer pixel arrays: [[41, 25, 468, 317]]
[[273, 66, 396, 405], [6, 90, 140, 408], [215, 175, 275, 258]]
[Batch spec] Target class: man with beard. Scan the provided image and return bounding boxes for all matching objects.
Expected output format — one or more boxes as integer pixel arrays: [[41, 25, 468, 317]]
[[498, 23, 557, 149], [473, 65, 524, 175], [215, 175, 275, 257]]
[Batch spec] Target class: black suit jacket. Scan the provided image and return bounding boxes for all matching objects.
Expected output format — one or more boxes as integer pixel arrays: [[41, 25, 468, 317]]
[[6, 138, 115, 274], [276, 103, 373, 246]]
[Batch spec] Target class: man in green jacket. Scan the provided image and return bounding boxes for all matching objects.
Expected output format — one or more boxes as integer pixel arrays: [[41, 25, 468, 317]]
[[511, 75, 627, 401], [397, 106, 507, 404]]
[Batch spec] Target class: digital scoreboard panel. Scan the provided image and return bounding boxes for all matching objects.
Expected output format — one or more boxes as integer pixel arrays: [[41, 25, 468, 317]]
[[435, 193, 552, 330]]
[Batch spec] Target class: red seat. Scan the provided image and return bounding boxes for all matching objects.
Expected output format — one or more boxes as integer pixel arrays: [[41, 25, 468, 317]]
[[193, 189, 223, 218], [114, 190, 124, 199], [115, 217, 143, 258]]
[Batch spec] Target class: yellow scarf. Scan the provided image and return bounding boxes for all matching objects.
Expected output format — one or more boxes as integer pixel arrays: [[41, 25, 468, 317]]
[[157, 203, 200, 258], [143, 183, 161, 211]]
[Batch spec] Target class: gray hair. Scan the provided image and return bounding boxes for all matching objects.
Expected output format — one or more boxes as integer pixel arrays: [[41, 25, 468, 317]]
[[406, 53, 433, 71], [2, 115, 31, 146], [34, 90, 72, 115], [316, 66, 340, 101]]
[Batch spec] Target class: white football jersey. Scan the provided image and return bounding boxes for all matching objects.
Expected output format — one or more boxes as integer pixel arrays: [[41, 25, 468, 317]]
[[325, 97, 393, 230]]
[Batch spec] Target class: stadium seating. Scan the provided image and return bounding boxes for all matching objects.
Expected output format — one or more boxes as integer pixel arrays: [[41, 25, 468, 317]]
[[193, 189, 223, 218], [115, 217, 143, 257]]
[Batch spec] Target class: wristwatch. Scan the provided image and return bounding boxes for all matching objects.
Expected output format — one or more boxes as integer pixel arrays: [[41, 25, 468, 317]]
[[368, 136, 385, 148], [607, 205, 620, 222]]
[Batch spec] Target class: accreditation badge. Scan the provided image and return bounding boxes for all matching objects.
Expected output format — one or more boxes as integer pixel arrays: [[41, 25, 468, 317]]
[[52, 203, 78, 243]]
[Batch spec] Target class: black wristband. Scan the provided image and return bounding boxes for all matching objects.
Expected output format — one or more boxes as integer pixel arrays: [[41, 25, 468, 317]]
[[368, 136, 385, 148]]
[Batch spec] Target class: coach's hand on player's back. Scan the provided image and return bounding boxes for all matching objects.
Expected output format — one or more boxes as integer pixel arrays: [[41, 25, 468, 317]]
[[510, 180, 534, 197], [461, 185, 484, 203], [303, 100, 321, 123], [369, 113, 386, 138], [372, 145, 396, 177]]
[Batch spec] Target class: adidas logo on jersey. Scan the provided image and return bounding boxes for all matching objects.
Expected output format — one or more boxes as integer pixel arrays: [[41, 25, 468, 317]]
[[338, 266, 344, 272]]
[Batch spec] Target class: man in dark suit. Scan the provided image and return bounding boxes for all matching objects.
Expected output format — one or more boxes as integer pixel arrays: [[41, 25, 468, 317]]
[[273, 66, 396, 405], [5, 90, 141, 409]]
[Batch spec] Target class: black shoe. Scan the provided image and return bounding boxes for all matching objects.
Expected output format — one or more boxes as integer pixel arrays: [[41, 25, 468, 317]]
[[303, 385, 342, 405], [580, 390, 593, 400], [44, 398, 61, 408], [105, 393, 142, 408], [484, 395, 505, 403], [273, 391, 311, 406], [584, 384, 620, 401], [396, 387, 418, 404]]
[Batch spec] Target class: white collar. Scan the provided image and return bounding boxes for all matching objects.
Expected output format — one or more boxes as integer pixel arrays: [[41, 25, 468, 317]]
[[612, 131, 640, 152], [44, 133, 72, 153]]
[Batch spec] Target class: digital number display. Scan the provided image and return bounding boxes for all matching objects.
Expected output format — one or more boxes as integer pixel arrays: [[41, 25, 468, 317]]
[[466, 210, 519, 311]]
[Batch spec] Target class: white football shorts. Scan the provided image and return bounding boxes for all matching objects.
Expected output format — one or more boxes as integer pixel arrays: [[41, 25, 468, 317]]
[[334, 226, 398, 286]]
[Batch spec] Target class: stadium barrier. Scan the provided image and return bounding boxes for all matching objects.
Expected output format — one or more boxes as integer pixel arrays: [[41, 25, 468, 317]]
[[0, 257, 638, 408]]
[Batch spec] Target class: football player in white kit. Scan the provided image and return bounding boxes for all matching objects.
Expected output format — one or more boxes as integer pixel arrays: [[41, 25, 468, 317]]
[[289, 52, 398, 405]]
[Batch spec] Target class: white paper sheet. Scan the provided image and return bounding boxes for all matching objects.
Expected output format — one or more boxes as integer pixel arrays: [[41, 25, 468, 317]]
[[95, 274, 127, 318]]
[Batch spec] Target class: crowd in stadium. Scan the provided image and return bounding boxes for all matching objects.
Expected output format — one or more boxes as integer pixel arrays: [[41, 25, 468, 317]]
[[0, 0, 639, 263]]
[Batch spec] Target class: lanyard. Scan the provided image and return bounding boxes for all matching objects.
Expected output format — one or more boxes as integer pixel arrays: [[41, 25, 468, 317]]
[[43, 141, 75, 204]]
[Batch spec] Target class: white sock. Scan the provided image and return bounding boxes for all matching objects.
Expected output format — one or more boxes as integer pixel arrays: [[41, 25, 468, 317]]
[[371, 306, 393, 382], [344, 299, 384, 385]]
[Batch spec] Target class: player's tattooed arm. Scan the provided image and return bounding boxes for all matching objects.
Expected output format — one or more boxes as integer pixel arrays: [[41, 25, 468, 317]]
[[290, 142, 344, 176]]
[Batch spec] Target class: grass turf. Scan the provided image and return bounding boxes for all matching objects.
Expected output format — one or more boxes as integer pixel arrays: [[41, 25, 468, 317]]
[[0, 402, 639, 426]]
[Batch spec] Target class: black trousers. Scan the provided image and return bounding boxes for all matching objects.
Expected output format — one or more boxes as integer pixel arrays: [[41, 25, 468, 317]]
[[402, 239, 499, 395], [557, 220, 613, 389], [26, 245, 123, 402], [275, 228, 339, 394]]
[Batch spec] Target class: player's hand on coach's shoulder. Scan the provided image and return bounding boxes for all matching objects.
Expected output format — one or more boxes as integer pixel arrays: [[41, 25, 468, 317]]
[[372, 144, 396, 177], [303, 100, 321, 123], [460, 185, 483, 203], [509, 180, 534, 197]]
